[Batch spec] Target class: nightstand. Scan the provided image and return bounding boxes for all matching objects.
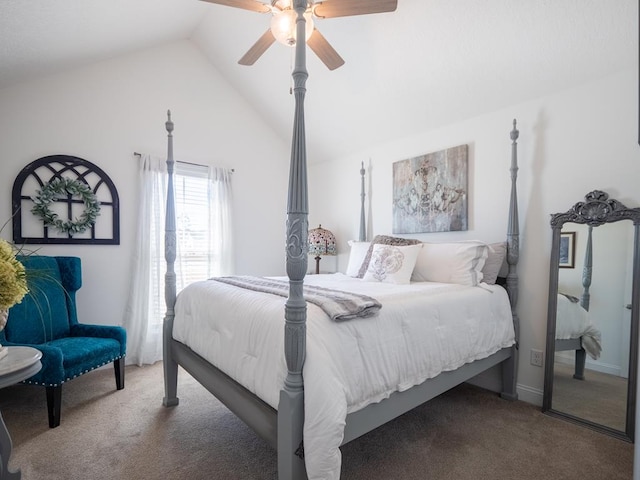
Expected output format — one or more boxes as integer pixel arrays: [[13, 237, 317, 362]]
[[0, 346, 42, 480]]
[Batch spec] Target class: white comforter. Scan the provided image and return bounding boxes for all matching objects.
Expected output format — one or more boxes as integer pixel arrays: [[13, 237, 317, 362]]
[[555, 293, 602, 359], [173, 274, 515, 480]]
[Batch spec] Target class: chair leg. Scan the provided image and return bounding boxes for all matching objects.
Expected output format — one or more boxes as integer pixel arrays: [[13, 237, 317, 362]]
[[46, 386, 62, 428], [114, 357, 125, 390]]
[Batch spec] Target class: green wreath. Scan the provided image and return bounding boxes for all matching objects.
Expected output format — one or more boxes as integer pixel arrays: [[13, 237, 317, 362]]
[[31, 178, 101, 235]]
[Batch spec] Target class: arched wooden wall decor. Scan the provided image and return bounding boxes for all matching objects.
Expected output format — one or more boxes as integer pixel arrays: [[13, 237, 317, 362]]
[[12, 155, 120, 245]]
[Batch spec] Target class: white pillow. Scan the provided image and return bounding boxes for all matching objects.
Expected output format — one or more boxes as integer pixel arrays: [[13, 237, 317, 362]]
[[345, 241, 371, 277], [411, 241, 488, 286], [363, 243, 422, 284], [482, 242, 507, 285]]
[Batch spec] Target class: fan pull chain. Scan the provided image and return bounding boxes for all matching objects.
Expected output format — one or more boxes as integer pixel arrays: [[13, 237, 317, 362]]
[[289, 46, 295, 95]]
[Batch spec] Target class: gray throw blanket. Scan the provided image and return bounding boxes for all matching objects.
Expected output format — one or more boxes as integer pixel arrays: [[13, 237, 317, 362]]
[[212, 276, 382, 321], [559, 292, 580, 303]]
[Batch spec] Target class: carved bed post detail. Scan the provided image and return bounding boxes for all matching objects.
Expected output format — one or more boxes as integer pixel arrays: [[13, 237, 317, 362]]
[[278, 1, 309, 478], [162, 110, 179, 407], [506, 119, 520, 341], [359, 161, 366, 242], [501, 119, 520, 401]]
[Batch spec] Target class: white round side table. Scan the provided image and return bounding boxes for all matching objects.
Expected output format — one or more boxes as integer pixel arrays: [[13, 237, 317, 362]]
[[0, 346, 42, 480]]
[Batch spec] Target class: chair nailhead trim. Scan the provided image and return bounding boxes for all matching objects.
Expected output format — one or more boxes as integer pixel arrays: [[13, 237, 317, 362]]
[[22, 355, 124, 387]]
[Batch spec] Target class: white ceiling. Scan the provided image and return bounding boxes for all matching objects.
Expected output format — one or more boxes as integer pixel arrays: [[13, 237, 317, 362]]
[[1, 0, 636, 163]]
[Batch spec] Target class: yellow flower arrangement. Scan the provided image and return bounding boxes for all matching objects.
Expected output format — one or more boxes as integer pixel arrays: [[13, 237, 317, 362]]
[[0, 238, 28, 311]]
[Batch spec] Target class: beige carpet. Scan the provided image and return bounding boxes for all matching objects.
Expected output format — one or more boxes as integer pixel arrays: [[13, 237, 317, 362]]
[[553, 363, 628, 431], [0, 362, 633, 480]]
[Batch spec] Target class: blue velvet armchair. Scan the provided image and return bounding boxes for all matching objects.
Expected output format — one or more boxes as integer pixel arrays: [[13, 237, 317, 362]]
[[2, 255, 126, 428]]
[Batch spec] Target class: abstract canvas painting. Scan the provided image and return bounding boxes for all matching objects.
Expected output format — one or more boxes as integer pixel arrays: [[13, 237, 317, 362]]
[[392, 145, 468, 234]]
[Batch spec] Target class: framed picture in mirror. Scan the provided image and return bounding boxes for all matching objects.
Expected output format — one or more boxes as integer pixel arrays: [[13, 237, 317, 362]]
[[559, 231, 576, 268]]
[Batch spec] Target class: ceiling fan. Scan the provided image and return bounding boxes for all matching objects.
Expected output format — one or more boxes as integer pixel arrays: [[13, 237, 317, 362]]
[[200, 0, 398, 70]]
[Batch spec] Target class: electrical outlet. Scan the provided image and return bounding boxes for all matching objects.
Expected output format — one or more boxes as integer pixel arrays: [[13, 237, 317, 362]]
[[530, 349, 544, 367]]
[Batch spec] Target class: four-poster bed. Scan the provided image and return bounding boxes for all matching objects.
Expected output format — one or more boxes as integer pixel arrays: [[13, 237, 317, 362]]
[[161, 3, 521, 479]]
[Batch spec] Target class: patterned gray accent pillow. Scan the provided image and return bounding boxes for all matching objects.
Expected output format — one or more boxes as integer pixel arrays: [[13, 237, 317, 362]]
[[482, 242, 507, 285], [356, 234, 421, 278]]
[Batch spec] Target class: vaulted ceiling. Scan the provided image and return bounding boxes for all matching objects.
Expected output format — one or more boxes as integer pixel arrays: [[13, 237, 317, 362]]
[[1, 0, 635, 163]]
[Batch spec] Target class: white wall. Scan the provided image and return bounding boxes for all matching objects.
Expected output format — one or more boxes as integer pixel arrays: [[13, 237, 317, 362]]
[[0, 40, 290, 330], [308, 68, 640, 404]]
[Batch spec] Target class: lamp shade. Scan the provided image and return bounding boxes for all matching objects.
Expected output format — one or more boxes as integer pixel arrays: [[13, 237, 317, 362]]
[[308, 225, 337, 256]]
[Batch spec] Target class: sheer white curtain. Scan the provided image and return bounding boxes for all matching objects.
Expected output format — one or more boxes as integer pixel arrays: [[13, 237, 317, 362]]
[[208, 166, 234, 276], [124, 155, 233, 366], [124, 155, 166, 366]]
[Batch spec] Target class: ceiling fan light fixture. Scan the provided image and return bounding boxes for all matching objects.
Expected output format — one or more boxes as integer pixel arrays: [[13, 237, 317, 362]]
[[270, 9, 314, 46]]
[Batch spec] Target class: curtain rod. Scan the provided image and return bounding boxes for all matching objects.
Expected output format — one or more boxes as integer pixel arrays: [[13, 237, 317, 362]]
[[133, 152, 234, 172]]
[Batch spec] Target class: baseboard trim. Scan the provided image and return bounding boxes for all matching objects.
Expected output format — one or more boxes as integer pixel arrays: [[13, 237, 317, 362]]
[[516, 383, 543, 406]]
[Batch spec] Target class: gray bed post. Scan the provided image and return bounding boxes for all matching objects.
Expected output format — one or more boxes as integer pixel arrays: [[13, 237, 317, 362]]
[[278, 1, 309, 478], [580, 226, 593, 311], [359, 162, 366, 242], [162, 110, 179, 407], [573, 225, 593, 380], [501, 119, 520, 401]]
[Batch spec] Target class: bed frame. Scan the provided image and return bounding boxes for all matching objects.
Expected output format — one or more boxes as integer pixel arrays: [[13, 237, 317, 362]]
[[162, 3, 520, 478], [555, 225, 593, 380]]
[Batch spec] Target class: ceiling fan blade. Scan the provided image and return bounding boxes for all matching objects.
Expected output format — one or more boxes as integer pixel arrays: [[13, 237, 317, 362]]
[[238, 29, 276, 65], [307, 28, 345, 71], [313, 0, 397, 18], [199, 0, 271, 13]]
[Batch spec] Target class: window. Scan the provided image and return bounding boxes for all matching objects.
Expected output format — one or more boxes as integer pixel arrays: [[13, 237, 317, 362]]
[[150, 162, 232, 327], [175, 163, 220, 287]]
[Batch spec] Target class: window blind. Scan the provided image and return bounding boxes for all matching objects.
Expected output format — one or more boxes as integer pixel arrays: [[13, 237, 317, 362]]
[[174, 162, 216, 289]]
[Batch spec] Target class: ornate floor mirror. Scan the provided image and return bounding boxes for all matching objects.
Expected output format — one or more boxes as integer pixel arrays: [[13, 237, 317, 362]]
[[542, 191, 640, 442]]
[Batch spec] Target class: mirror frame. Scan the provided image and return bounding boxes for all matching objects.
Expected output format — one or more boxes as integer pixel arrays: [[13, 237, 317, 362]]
[[542, 190, 640, 442]]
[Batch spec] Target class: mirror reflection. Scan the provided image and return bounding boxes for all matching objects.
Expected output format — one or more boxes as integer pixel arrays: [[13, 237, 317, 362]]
[[543, 190, 640, 442], [552, 221, 632, 432]]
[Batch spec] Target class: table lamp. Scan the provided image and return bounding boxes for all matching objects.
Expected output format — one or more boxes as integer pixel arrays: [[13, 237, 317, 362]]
[[308, 224, 336, 274]]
